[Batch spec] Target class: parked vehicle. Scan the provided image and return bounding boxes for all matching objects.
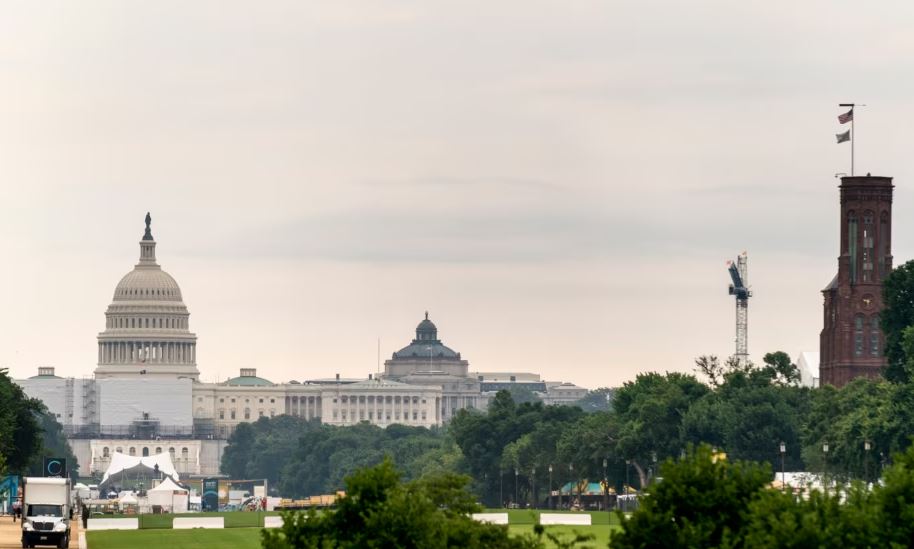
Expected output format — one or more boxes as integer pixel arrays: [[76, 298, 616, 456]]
[[20, 477, 71, 549]]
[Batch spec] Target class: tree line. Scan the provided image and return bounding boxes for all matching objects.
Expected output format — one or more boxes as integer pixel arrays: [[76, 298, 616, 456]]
[[223, 262, 914, 506]]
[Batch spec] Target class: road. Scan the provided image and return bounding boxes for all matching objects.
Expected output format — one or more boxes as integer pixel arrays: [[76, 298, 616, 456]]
[[0, 515, 81, 548]]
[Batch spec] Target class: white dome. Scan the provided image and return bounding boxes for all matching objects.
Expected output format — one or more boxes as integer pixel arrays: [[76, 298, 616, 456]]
[[114, 268, 183, 302]]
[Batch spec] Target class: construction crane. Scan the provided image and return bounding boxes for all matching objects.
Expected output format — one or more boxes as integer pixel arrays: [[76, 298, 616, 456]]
[[726, 252, 751, 366]]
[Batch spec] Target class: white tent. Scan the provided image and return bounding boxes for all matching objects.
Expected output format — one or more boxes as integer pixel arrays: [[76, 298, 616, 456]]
[[148, 477, 189, 513], [120, 492, 139, 505], [99, 452, 179, 491]]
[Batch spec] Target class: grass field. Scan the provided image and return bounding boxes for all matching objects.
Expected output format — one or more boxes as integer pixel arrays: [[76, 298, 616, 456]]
[[509, 524, 617, 548], [485, 508, 622, 526], [97, 511, 282, 528], [87, 510, 622, 548], [87, 528, 264, 549]]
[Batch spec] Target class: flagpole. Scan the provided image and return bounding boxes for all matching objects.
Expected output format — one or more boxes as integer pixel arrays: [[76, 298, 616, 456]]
[[840, 103, 856, 176]]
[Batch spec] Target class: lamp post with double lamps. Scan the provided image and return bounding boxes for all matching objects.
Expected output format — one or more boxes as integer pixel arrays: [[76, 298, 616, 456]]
[[567, 463, 574, 509], [864, 440, 872, 482], [779, 441, 786, 492], [822, 442, 829, 495], [548, 465, 553, 510], [514, 468, 519, 508], [531, 467, 536, 509]]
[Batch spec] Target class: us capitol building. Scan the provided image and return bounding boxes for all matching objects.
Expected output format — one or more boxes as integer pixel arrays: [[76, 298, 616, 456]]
[[16, 216, 587, 478]]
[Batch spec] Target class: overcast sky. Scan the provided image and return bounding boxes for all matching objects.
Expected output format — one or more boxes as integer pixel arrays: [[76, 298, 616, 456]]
[[2, 1, 914, 389]]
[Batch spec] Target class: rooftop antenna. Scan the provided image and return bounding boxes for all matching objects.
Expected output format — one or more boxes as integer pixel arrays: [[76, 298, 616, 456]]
[[727, 252, 752, 366]]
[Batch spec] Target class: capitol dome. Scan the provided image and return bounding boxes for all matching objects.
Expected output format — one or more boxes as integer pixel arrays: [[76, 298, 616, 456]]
[[94, 213, 199, 380], [113, 270, 183, 301]]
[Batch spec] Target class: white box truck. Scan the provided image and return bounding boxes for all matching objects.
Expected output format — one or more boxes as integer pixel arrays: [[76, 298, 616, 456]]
[[20, 477, 71, 548]]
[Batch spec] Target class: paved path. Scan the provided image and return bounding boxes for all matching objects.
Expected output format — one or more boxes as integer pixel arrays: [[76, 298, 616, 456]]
[[0, 514, 81, 548]]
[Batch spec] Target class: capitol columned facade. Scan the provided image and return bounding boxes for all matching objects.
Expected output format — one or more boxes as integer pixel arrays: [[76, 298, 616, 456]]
[[16, 216, 587, 478]]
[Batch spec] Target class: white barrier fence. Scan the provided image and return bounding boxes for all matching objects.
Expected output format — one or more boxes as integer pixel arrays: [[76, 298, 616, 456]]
[[87, 518, 139, 530], [264, 516, 284, 528], [173, 517, 225, 529], [539, 513, 592, 525], [471, 513, 509, 525]]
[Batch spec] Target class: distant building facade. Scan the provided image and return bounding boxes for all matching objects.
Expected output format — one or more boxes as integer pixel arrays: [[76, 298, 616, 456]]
[[16, 216, 588, 478], [820, 175, 894, 387]]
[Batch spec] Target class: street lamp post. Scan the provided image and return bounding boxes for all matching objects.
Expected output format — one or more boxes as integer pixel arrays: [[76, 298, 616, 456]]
[[548, 465, 553, 510], [531, 467, 536, 509], [514, 468, 519, 508], [651, 451, 657, 483], [779, 441, 786, 492], [864, 440, 871, 482], [568, 463, 574, 509], [602, 458, 608, 515], [822, 442, 829, 495], [625, 460, 631, 496], [500, 470, 503, 508]]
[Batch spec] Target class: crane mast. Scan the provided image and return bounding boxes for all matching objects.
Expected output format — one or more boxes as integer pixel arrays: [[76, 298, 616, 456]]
[[727, 252, 751, 366]]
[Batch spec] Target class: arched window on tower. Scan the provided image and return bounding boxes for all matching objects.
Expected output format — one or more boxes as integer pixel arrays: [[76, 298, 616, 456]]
[[862, 212, 875, 282], [102, 447, 109, 458], [181, 447, 189, 461], [871, 315, 881, 356], [880, 211, 889, 278], [848, 211, 858, 284], [854, 314, 865, 357], [142, 447, 149, 457], [129, 447, 136, 456]]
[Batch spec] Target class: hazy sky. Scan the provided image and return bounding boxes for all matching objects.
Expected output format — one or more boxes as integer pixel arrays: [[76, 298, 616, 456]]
[[2, 1, 914, 389]]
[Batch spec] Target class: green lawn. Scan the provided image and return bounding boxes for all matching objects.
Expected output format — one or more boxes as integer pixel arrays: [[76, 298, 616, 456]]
[[87, 523, 618, 548], [509, 524, 617, 548], [484, 508, 622, 526], [87, 528, 264, 549], [96, 511, 281, 528]]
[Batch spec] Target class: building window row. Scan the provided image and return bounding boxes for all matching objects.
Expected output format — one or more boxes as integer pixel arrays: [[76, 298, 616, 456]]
[[108, 316, 187, 330], [118, 287, 179, 298], [101, 446, 190, 459]]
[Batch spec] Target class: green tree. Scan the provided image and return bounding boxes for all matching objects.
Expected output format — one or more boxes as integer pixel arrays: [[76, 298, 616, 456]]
[[611, 444, 771, 549], [450, 391, 583, 505], [27, 408, 79, 479], [738, 485, 873, 548], [882, 260, 914, 382], [261, 460, 542, 549], [0, 369, 43, 473], [760, 351, 800, 386], [682, 362, 808, 470], [613, 372, 709, 486], [572, 388, 614, 413]]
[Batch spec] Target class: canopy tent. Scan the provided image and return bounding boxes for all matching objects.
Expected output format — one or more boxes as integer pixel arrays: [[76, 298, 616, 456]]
[[149, 477, 189, 513], [149, 478, 187, 493], [99, 452, 179, 491], [120, 492, 139, 505]]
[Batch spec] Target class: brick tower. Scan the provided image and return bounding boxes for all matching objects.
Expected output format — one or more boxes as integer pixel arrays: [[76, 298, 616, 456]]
[[820, 175, 894, 387]]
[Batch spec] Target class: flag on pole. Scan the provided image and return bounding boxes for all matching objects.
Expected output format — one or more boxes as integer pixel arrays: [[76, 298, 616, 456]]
[[836, 130, 851, 143], [838, 109, 854, 124]]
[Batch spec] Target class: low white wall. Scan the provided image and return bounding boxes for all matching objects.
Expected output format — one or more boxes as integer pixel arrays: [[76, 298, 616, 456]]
[[539, 513, 592, 525], [173, 517, 225, 529], [264, 516, 284, 528], [471, 513, 509, 525], [87, 518, 139, 530]]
